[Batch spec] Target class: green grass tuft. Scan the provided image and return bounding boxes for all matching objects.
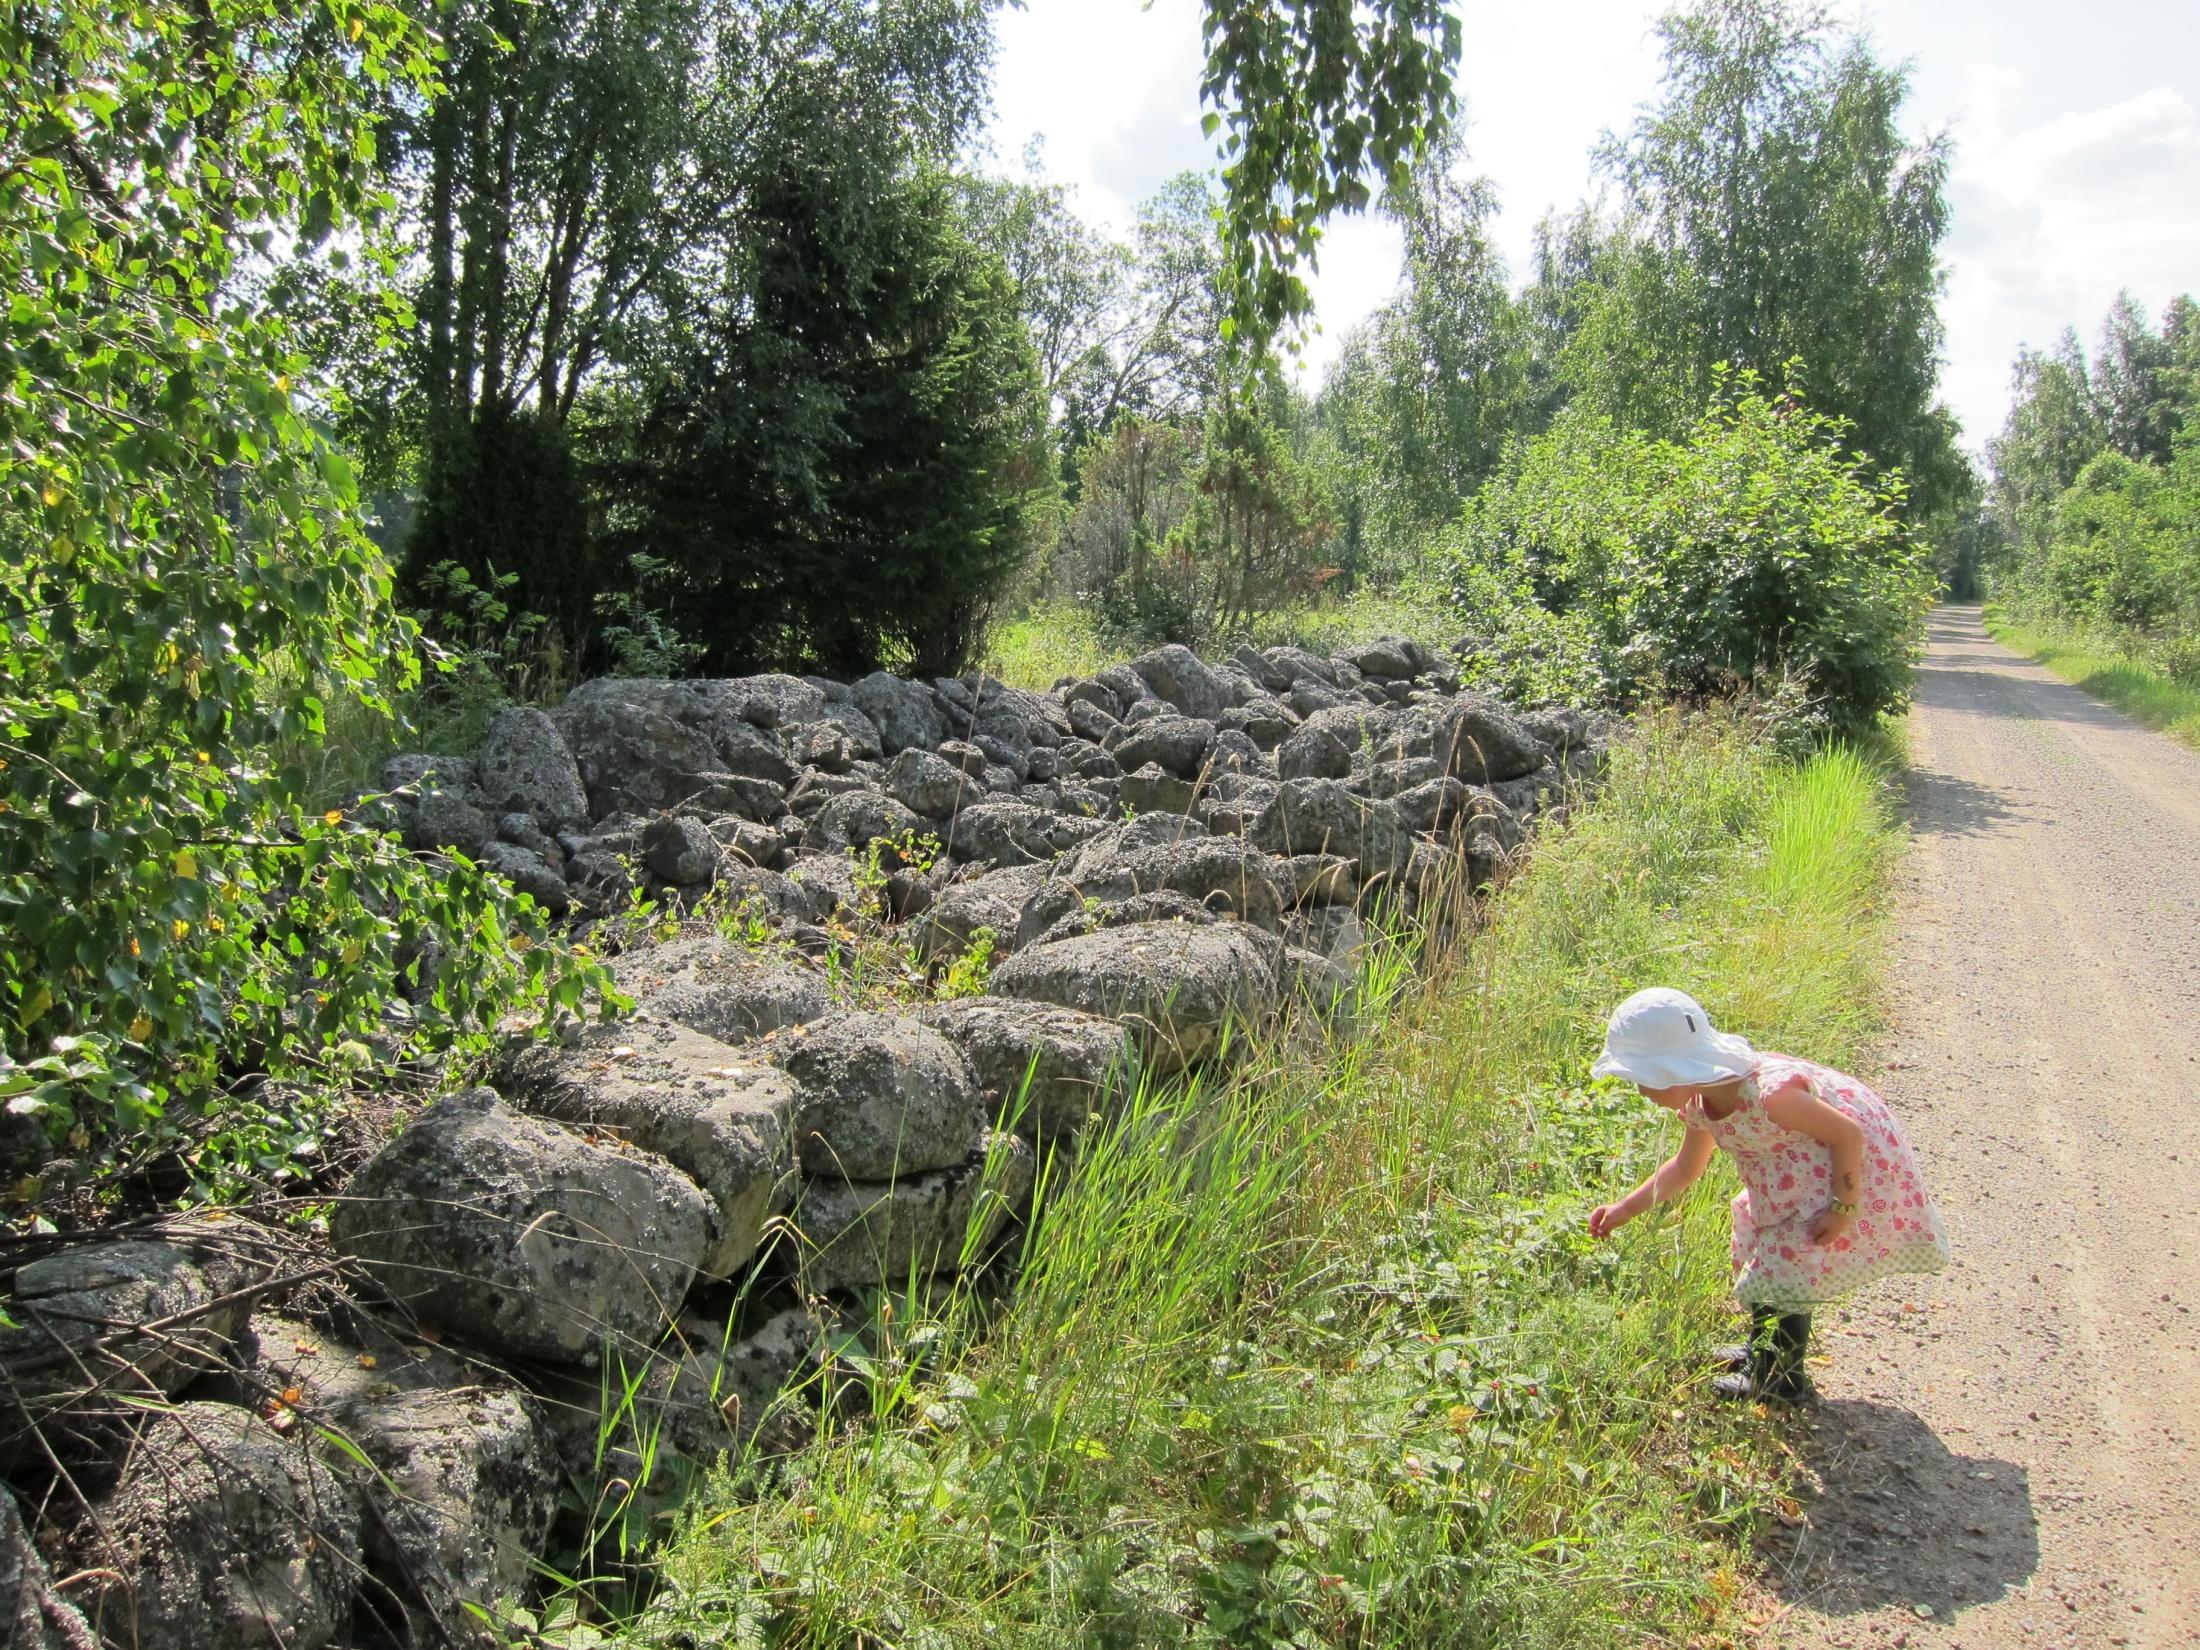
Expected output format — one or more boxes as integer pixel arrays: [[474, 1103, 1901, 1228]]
[[608, 715, 1902, 1649], [1985, 610, 2200, 752]]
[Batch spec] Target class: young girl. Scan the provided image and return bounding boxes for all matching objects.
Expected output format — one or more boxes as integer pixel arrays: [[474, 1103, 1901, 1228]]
[[1585, 987, 1949, 1401]]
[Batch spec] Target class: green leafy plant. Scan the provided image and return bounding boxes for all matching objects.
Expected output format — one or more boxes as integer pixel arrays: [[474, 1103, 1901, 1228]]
[[0, 0, 606, 1178]]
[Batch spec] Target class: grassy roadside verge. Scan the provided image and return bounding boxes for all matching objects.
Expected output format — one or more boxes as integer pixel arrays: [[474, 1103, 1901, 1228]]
[[1984, 608, 2200, 751], [611, 717, 1902, 1650]]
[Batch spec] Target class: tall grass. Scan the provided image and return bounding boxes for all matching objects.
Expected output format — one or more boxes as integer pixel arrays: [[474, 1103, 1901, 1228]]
[[612, 716, 1900, 1649], [1984, 609, 2200, 752]]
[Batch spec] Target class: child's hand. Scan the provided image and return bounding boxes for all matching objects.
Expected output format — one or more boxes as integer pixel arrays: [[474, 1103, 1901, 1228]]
[[1806, 1207, 1855, 1246], [1588, 1203, 1626, 1240]]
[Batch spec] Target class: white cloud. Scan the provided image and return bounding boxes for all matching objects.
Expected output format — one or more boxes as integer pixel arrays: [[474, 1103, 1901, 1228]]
[[983, 0, 2200, 451], [1941, 73, 2200, 444]]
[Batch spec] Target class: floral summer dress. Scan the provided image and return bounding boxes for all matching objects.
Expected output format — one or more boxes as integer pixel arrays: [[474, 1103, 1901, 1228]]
[[1683, 1053, 1949, 1310]]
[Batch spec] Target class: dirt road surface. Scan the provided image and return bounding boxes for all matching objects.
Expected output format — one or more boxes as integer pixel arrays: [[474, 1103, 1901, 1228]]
[[1764, 606, 2200, 1649]]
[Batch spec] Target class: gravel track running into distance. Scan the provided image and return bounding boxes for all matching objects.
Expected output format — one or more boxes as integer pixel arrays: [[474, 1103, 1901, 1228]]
[[1764, 604, 2200, 1649]]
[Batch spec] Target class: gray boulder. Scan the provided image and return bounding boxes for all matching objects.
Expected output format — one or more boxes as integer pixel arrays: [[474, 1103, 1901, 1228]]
[[915, 999, 1137, 1141], [945, 799, 1060, 865], [1065, 696, 1119, 743], [91, 1402, 361, 1650], [0, 1229, 268, 1428], [1112, 714, 1215, 780], [407, 787, 494, 857], [553, 678, 727, 819], [1261, 646, 1340, 689], [1118, 764, 1200, 816], [1276, 719, 1353, 781], [886, 747, 987, 822], [475, 707, 589, 830], [499, 1017, 799, 1277], [213, 1315, 557, 1621], [905, 866, 1046, 965], [478, 840, 571, 915], [332, 1088, 712, 1363], [1434, 695, 1545, 784], [612, 934, 828, 1043], [795, 1132, 1035, 1292], [643, 814, 720, 887], [851, 672, 946, 756], [1249, 779, 1412, 879], [989, 919, 1284, 1074], [1014, 836, 1286, 948], [812, 790, 927, 855], [770, 1012, 983, 1180], [1129, 644, 1230, 722], [1335, 634, 1425, 681], [3, 1489, 94, 1649]]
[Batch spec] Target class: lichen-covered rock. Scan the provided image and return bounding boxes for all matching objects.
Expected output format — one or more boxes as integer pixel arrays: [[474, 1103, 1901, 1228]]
[[332, 1088, 712, 1362], [1014, 836, 1286, 948], [794, 1132, 1035, 1292], [90, 1401, 362, 1650], [479, 840, 571, 914], [988, 919, 1284, 1074], [0, 1229, 268, 1427], [1249, 779, 1412, 879], [498, 1018, 798, 1277], [643, 814, 719, 887], [1129, 644, 1231, 721], [475, 707, 589, 830], [851, 672, 946, 756], [1276, 719, 1353, 781], [906, 866, 1046, 965], [1335, 634, 1426, 681], [407, 787, 494, 856], [915, 998, 1138, 1141], [769, 1011, 984, 1180], [1112, 714, 1215, 780], [3, 1488, 95, 1650], [886, 747, 987, 822], [211, 1314, 557, 1621], [812, 789, 927, 855], [613, 935, 828, 1043], [1434, 695, 1545, 784], [553, 678, 728, 820], [944, 799, 1061, 865]]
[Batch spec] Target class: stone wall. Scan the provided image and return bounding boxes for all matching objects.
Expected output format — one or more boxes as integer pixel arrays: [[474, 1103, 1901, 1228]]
[[0, 636, 1611, 1647]]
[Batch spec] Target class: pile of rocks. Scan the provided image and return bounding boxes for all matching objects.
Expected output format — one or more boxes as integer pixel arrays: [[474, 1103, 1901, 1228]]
[[1, 636, 1612, 1647]]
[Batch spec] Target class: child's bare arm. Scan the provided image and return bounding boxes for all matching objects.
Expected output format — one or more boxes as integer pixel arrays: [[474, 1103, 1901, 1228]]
[[1590, 1125, 1716, 1237], [1761, 1080, 1866, 1241]]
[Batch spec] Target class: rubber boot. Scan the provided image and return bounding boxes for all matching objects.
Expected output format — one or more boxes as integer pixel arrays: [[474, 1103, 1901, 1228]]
[[1711, 1310, 1813, 1402], [1710, 1309, 1776, 1400], [1763, 1311, 1813, 1400]]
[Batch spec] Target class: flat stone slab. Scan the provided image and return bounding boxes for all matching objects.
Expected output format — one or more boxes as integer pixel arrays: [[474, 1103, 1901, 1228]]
[[497, 1018, 797, 1278], [986, 919, 1284, 1074]]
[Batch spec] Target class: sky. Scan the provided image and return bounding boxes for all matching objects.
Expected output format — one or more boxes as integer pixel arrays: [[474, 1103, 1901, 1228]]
[[979, 0, 2200, 453]]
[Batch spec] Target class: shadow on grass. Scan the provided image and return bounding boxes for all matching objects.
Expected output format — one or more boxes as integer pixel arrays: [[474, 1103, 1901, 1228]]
[[1760, 1397, 2039, 1621]]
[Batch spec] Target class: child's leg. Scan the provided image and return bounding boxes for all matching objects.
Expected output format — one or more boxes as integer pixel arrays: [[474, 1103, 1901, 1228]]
[[1764, 1311, 1812, 1397]]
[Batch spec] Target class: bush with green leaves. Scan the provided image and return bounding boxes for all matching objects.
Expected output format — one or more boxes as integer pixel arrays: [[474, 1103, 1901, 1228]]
[[0, 0, 604, 1184], [1447, 374, 1935, 732]]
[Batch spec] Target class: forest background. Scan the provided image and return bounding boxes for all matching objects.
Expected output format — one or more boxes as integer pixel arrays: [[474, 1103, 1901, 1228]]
[[3, 0, 2197, 1176]]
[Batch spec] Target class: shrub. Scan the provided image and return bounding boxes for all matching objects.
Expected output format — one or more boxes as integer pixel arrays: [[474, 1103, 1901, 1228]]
[[0, 0, 602, 1183], [1447, 373, 1936, 732]]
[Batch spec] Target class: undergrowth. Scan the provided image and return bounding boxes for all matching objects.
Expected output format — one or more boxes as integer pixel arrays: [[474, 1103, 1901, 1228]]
[[598, 715, 1899, 1649], [1983, 607, 2200, 753]]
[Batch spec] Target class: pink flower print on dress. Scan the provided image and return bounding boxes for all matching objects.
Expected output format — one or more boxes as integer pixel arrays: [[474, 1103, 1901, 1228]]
[[1686, 1053, 1950, 1310]]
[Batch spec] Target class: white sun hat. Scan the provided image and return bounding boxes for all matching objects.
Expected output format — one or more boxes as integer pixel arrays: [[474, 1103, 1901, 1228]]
[[1592, 988, 1759, 1088]]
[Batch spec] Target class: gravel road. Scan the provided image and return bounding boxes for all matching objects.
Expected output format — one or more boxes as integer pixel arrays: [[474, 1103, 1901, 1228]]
[[1764, 605, 2200, 1649]]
